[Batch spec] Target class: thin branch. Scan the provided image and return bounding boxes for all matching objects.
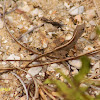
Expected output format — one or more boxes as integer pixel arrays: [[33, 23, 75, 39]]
[[93, 0, 100, 18], [5, 24, 41, 55], [41, 86, 56, 100], [0, 59, 31, 61], [32, 79, 39, 100], [18, 23, 44, 40], [39, 88, 48, 100], [0, 47, 100, 71], [11, 72, 29, 100], [89, 73, 100, 79], [11, 65, 39, 100], [25, 47, 100, 68]]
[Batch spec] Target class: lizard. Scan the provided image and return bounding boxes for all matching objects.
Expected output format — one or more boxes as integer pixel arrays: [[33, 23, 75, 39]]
[[25, 23, 85, 67]]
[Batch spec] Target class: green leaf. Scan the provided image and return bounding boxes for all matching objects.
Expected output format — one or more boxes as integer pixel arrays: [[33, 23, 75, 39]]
[[44, 79, 53, 84], [96, 26, 100, 36], [95, 95, 100, 100], [74, 56, 90, 83]]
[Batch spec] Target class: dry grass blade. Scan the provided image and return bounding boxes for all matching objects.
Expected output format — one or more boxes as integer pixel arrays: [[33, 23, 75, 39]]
[[93, 0, 100, 18], [5, 25, 41, 55], [39, 88, 48, 100], [11, 65, 40, 100], [3, 0, 40, 55], [18, 23, 44, 40], [89, 73, 100, 79], [33, 79, 39, 100], [11, 72, 29, 100], [0, 47, 100, 71], [27, 47, 100, 68], [41, 87, 56, 100]]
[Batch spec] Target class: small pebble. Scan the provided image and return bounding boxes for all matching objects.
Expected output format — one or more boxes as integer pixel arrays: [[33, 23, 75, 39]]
[[7, 54, 20, 64], [84, 45, 94, 52], [2, 40, 7, 43], [47, 63, 59, 71], [64, 2, 70, 8], [69, 59, 82, 69], [71, 68, 78, 75], [85, 9, 96, 20], [92, 61, 100, 71], [31, 8, 43, 17], [6, 16, 13, 23], [17, 1, 30, 12], [65, 33, 72, 40], [90, 32, 96, 40], [0, 19, 4, 29], [26, 66, 42, 80], [69, 6, 84, 15], [89, 20, 96, 26], [2, 62, 6, 65]]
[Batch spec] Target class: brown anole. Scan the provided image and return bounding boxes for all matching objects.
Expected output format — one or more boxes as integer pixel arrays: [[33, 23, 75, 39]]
[[26, 23, 85, 67]]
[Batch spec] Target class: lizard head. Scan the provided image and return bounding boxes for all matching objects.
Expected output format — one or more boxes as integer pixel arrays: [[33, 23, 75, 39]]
[[76, 23, 85, 35]]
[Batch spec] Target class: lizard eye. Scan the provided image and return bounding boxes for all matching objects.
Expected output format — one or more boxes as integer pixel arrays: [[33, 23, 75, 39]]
[[82, 28, 84, 30]]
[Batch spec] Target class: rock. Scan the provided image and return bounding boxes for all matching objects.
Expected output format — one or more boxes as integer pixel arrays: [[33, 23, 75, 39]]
[[83, 45, 94, 52], [65, 33, 72, 40], [31, 54, 38, 60], [92, 61, 100, 71], [0, 19, 4, 29], [89, 20, 96, 26], [64, 2, 70, 8], [22, 35, 28, 43], [47, 63, 69, 75], [69, 6, 84, 15], [2, 40, 7, 43], [80, 83, 87, 87], [90, 32, 96, 40], [17, 1, 30, 12], [69, 59, 82, 69], [6, 16, 13, 23], [48, 32, 56, 37], [85, 9, 96, 20], [29, 37, 33, 42], [7, 54, 20, 64], [26, 66, 42, 80], [71, 67, 78, 75], [47, 63, 60, 71], [42, 39, 48, 48], [2, 62, 6, 65], [31, 8, 43, 17]]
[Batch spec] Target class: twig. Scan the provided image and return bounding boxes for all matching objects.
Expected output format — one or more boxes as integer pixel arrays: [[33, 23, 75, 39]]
[[90, 85, 100, 91], [35, 78, 56, 100], [5, 25, 41, 55], [5, 6, 17, 15], [11, 72, 29, 100], [11, 65, 39, 100], [41, 86, 56, 100], [89, 73, 100, 79], [3, 0, 40, 55], [0, 47, 100, 71], [93, 0, 100, 18], [0, 60, 32, 61], [39, 88, 48, 100], [3, 0, 6, 27], [32, 79, 39, 100], [18, 23, 44, 40], [25, 47, 100, 68]]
